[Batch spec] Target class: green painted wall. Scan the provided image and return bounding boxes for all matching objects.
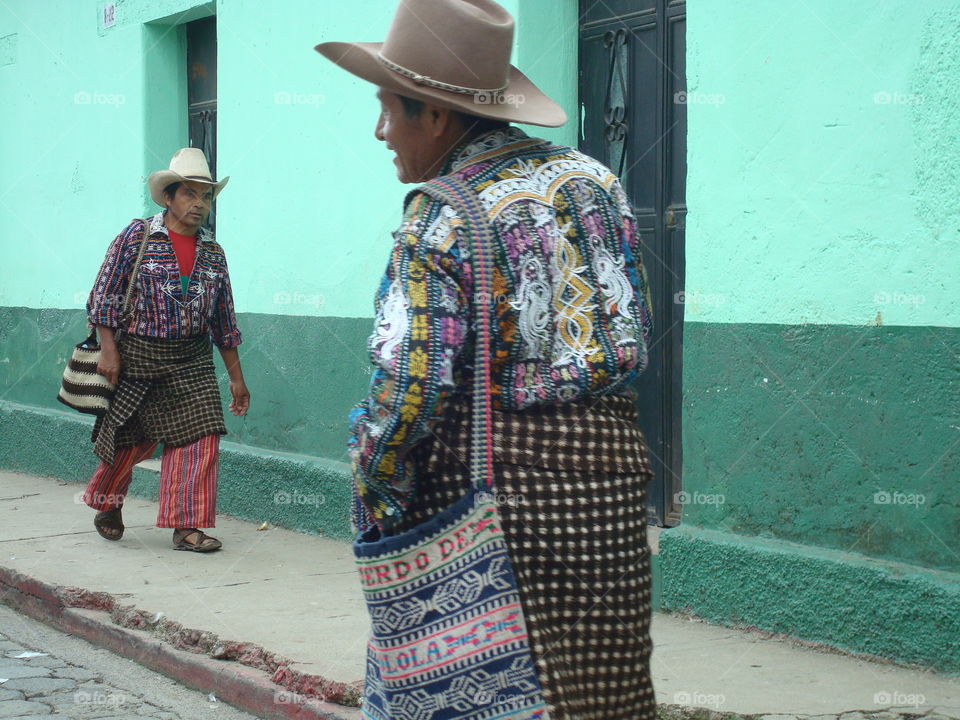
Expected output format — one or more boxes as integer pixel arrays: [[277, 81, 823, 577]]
[[679, 321, 960, 574], [658, 0, 960, 670], [684, 0, 960, 327], [0, 0, 581, 482], [675, 0, 960, 565], [0, 307, 371, 461], [0, 0, 580, 530]]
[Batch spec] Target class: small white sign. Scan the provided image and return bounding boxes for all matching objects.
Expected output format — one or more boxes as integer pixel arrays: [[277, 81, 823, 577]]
[[102, 3, 116, 29]]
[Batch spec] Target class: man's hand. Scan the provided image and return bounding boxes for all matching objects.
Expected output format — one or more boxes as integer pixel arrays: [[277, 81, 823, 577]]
[[95, 327, 120, 385], [228, 378, 250, 416], [218, 347, 249, 416]]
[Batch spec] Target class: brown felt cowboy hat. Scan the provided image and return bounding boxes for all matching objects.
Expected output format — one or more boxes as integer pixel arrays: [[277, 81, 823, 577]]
[[147, 148, 230, 207], [314, 0, 567, 128]]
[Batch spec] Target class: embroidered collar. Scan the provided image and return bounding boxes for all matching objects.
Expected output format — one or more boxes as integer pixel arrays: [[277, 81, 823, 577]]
[[442, 126, 548, 174], [149, 211, 213, 243]]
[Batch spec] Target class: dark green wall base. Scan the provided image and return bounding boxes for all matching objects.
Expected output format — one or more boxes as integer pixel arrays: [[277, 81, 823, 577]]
[[682, 322, 960, 573], [659, 525, 960, 674], [0, 401, 354, 540], [0, 307, 373, 460], [672, 321, 960, 673]]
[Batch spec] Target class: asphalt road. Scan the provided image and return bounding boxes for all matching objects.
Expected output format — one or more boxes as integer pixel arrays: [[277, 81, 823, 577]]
[[0, 603, 262, 719]]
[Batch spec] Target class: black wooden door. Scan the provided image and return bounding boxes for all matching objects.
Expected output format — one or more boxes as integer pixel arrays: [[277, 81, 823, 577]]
[[186, 16, 218, 228], [579, 0, 686, 526]]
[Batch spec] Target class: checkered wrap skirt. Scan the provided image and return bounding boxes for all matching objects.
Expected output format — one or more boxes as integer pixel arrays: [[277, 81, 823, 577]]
[[396, 393, 657, 720], [92, 334, 226, 464]]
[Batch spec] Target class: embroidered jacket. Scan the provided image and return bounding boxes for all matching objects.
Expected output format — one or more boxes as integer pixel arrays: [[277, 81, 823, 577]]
[[87, 212, 242, 348], [349, 127, 654, 531]]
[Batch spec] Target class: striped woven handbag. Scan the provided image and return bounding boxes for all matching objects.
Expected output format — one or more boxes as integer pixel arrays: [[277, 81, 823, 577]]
[[57, 221, 149, 416], [354, 176, 549, 720]]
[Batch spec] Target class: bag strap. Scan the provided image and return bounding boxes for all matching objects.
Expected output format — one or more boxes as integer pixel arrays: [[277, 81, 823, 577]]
[[412, 176, 495, 491], [118, 219, 151, 326]]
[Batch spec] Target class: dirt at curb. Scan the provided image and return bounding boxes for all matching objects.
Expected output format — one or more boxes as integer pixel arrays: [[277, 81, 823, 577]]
[[0, 566, 363, 718], [58, 584, 364, 707]]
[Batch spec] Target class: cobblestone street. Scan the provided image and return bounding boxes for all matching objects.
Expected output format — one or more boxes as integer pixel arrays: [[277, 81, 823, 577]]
[[0, 604, 259, 719]]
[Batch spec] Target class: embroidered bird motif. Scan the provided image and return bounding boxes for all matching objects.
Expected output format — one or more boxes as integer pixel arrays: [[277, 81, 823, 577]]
[[510, 254, 551, 359], [589, 234, 633, 317], [372, 279, 410, 364]]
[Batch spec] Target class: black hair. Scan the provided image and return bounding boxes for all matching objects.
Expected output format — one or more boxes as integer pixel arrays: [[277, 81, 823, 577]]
[[162, 181, 182, 200], [397, 94, 509, 136]]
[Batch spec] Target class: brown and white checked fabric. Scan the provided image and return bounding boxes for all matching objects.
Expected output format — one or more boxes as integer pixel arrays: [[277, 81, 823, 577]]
[[398, 392, 657, 720], [92, 334, 226, 464]]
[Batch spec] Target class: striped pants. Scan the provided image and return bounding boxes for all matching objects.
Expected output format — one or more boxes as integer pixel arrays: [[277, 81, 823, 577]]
[[84, 434, 219, 528]]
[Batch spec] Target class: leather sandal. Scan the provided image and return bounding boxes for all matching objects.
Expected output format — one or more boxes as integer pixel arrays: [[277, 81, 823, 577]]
[[172, 528, 222, 553], [94, 507, 124, 541]]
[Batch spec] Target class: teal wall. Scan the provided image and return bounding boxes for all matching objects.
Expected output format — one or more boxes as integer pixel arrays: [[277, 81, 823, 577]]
[[0, 0, 579, 453], [661, 0, 960, 671], [0, 0, 577, 318], [684, 0, 960, 327], [677, 0, 960, 559]]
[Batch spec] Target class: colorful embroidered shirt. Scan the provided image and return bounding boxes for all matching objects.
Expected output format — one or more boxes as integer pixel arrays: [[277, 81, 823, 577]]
[[87, 212, 242, 348], [349, 127, 654, 532]]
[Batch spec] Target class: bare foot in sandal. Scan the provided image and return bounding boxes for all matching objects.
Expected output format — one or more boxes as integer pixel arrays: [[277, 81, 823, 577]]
[[173, 528, 222, 553], [94, 507, 124, 541]]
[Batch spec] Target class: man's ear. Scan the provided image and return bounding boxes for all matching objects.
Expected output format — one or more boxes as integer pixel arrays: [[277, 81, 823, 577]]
[[428, 104, 453, 138]]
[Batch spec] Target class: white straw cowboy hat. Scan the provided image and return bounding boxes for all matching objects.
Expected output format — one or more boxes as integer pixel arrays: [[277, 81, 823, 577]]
[[147, 148, 230, 207], [314, 0, 567, 128]]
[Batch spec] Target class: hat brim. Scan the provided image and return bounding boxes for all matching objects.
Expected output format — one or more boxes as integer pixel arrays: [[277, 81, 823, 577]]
[[147, 171, 230, 207], [315, 41, 567, 128]]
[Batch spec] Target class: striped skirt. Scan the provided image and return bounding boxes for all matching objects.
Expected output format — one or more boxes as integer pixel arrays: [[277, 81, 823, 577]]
[[392, 393, 657, 720]]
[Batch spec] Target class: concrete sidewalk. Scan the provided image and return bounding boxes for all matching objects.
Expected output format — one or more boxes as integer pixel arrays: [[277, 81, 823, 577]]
[[1, 470, 958, 720]]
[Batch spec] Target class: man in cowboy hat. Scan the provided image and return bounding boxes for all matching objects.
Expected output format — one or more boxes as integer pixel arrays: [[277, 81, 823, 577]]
[[317, 0, 657, 717], [82, 147, 249, 553]]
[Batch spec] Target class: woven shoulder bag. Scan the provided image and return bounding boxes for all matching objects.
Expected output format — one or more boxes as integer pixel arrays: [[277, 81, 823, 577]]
[[354, 175, 549, 720], [57, 220, 150, 416]]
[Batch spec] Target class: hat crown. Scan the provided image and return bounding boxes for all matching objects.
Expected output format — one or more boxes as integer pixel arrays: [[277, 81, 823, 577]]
[[380, 0, 514, 92], [168, 147, 215, 182]]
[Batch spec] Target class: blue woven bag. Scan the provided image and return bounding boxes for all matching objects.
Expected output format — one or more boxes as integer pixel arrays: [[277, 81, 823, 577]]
[[354, 175, 549, 720]]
